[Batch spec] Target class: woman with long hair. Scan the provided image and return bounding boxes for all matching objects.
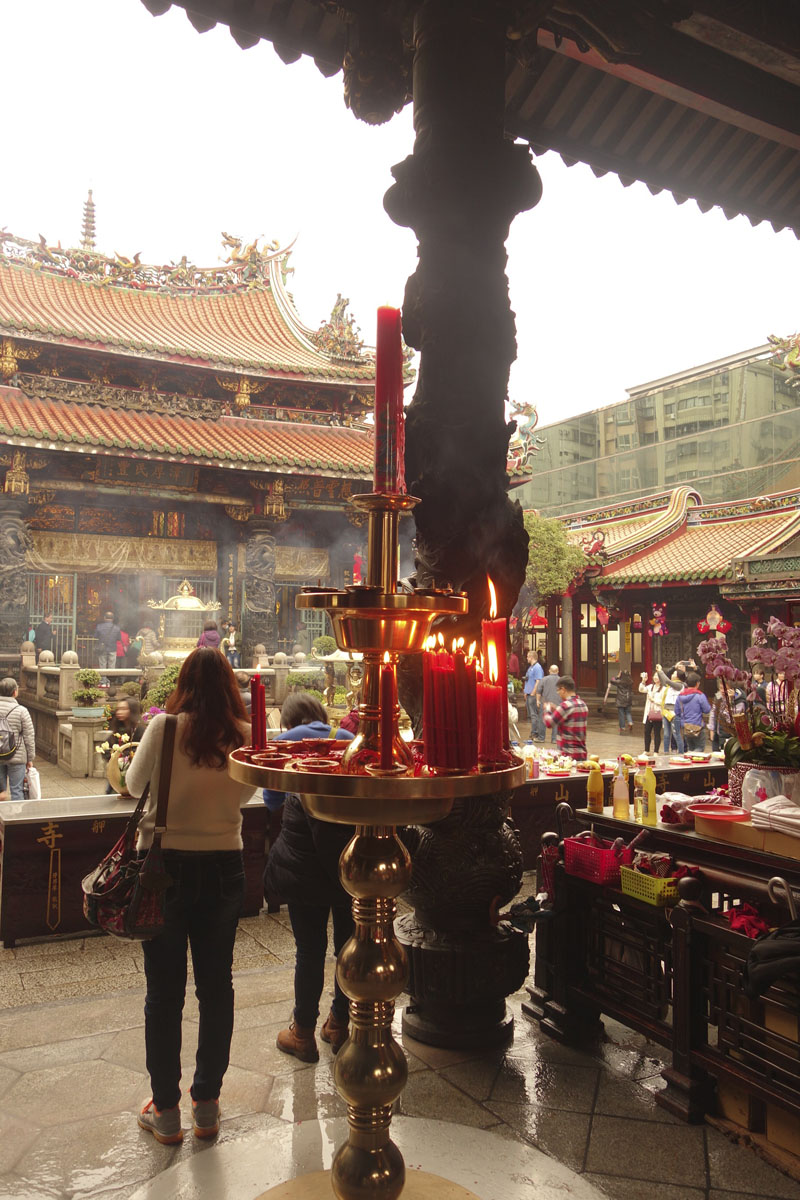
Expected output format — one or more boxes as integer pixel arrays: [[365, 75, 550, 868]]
[[125, 648, 250, 1145]]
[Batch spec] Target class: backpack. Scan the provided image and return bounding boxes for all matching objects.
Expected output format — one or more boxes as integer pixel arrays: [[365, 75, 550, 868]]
[[0, 707, 19, 761]]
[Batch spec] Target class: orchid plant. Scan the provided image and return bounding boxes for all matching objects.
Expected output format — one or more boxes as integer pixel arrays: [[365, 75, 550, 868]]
[[697, 625, 800, 768]]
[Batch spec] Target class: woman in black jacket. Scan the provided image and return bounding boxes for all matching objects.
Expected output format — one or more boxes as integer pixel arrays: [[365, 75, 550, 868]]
[[264, 697, 355, 1064]]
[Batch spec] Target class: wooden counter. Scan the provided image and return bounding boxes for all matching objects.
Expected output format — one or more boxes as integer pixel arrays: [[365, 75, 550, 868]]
[[526, 805, 800, 1155], [0, 794, 269, 947], [508, 757, 727, 869]]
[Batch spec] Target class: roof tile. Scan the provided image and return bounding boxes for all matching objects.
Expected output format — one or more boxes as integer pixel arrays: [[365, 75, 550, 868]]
[[600, 516, 790, 584], [0, 261, 375, 382], [0, 386, 373, 477]]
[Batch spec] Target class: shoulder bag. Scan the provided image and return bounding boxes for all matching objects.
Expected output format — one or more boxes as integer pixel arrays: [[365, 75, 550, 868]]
[[82, 715, 177, 940]]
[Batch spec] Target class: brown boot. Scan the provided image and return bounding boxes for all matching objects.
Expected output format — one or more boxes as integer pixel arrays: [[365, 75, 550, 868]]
[[320, 1011, 349, 1054], [276, 1021, 319, 1063]]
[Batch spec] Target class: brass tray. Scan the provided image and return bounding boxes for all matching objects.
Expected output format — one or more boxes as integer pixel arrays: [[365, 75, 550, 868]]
[[228, 748, 527, 825]]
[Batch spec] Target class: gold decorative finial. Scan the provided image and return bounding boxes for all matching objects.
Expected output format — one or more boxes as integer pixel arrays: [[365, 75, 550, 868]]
[[81, 189, 96, 252], [0, 337, 39, 381]]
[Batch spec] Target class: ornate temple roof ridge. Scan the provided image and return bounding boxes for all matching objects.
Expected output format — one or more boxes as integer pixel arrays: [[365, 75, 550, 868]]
[[0, 223, 378, 383], [562, 487, 682, 528], [0, 225, 294, 296]]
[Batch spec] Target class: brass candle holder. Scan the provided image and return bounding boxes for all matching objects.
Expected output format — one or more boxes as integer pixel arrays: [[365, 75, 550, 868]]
[[229, 488, 526, 1200]]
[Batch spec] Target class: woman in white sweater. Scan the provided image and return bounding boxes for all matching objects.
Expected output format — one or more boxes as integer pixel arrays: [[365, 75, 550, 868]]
[[125, 648, 251, 1145]]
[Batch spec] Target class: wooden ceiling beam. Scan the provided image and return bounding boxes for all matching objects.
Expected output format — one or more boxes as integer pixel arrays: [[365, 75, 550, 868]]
[[676, 1, 800, 60], [537, 21, 800, 149]]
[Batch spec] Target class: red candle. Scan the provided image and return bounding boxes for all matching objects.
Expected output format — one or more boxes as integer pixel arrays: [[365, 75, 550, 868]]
[[373, 306, 404, 494], [477, 641, 504, 764], [454, 649, 478, 770], [249, 673, 266, 749], [250, 674, 261, 748], [482, 578, 508, 748], [380, 653, 396, 770]]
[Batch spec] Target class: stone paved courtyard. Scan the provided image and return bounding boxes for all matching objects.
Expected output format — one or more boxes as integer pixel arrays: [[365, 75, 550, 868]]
[[1, 869, 799, 1199]]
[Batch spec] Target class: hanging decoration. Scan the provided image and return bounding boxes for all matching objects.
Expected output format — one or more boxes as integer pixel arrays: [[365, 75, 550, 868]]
[[697, 602, 731, 635], [596, 604, 610, 628], [648, 601, 669, 637]]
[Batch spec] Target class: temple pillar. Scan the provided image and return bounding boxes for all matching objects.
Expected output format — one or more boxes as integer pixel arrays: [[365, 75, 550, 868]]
[[0, 490, 32, 655], [384, 0, 542, 644], [382, 0, 541, 1048], [242, 518, 277, 660], [561, 593, 574, 677]]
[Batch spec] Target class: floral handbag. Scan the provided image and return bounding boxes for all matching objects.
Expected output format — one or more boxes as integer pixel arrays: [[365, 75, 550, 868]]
[[82, 717, 176, 940]]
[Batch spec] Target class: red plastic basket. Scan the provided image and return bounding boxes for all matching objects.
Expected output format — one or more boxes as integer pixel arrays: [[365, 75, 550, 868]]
[[564, 836, 633, 885]]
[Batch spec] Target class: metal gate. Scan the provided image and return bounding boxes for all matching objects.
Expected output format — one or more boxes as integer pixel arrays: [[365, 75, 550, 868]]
[[28, 573, 77, 660]]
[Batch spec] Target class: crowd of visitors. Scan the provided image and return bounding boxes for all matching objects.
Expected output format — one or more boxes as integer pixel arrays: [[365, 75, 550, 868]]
[[513, 642, 757, 757]]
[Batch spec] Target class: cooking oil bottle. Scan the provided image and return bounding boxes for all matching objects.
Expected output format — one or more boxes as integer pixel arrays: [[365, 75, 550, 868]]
[[587, 763, 604, 814], [633, 763, 645, 823], [612, 757, 630, 820], [641, 764, 658, 826]]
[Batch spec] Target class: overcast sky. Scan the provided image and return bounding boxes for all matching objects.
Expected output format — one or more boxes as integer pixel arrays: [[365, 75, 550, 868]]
[[2, 0, 798, 428]]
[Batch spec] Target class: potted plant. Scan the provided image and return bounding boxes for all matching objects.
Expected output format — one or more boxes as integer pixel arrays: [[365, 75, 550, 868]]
[[697, 625, 800, 802], [71, 668, 106, 718]]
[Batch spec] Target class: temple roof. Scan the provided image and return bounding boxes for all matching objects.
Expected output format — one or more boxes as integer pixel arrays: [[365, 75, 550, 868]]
[[561, 485, 800, 587], [0, 230, 376, 384], [149, 2, 800, 238], [598, 513, 800, 585], [0, 384, 373, 477]]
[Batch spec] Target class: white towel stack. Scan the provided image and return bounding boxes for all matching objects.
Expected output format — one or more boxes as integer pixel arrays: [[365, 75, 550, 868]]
[[750, 795, 800, 838]]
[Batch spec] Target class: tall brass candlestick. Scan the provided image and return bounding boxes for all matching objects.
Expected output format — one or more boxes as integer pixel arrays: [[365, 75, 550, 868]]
[[296, 489, 466, 1199]]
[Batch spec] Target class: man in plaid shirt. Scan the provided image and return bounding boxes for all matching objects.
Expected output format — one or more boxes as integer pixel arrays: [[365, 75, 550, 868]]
[[545, 676, 588, 760]]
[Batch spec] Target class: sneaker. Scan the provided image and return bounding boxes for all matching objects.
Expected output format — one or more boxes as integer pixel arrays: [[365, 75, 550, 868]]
[[276, 1020, 319, 1063], [137, 1099, 183, 1145], [320, 1010, 349, 1054], [192, 1097, 220, 1139]]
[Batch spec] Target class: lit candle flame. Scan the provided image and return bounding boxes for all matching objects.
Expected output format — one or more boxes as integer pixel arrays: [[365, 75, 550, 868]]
[[468, 641, 477, 660], [488, 576, 497, 619], [425, 635, 436, 651], [487, 640, 499, 684], [457, 637, 464, 649], [437, 632, 444, 647], [383, 651, 391, 665]]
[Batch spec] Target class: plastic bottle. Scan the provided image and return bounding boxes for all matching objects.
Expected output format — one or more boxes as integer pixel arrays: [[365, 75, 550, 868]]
[[612, 757, 630, 820], [587, 763, 604, 814], [641, 765, 657, 825], [522, 739, 535, 779], [633, 764, 645, 823]]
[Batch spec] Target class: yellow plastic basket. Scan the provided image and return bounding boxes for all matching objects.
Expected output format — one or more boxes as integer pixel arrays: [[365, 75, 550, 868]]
[[619, 866, 679, 907]]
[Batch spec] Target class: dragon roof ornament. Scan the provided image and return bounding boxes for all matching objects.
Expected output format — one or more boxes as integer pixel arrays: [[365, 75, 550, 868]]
[[0, 227, 294, 295], [769, 330, 800, 385]]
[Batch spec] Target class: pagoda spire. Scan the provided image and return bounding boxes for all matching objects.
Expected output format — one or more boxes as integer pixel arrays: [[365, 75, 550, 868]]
[[80, 189, 96, 251]]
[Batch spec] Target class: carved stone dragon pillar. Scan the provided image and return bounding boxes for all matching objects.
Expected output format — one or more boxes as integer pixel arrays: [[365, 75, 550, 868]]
[[242, 518, 277, 660], [380, 0, 542, 1046], [0, 495, 32, 654], [384, 0, 541, 652]]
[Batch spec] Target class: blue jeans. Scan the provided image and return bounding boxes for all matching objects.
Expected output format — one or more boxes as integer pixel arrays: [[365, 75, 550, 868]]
[[662, 718, 684, 753], [617, 705, 632, 730], [684, 728, 707, 752], [288, 901, 354, 1028], [226, 650, 241, 669], [526, 695, 545, 740], [0, 762, 26, 801], [142, 850, 245, 1110]]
